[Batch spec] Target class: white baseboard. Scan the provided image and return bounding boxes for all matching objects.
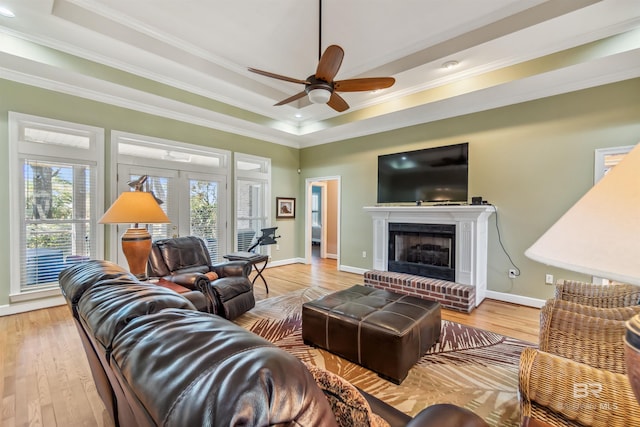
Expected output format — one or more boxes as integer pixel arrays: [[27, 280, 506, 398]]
[[0, 295, 66, 317], [267, 258, 304, 268], [339, 265, 367, 275], [269, 258, 366, 276], [484, 290, 546, 308]]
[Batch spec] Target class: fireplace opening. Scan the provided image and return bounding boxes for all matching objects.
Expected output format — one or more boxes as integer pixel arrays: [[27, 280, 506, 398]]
[[388, 223, 456, 281]]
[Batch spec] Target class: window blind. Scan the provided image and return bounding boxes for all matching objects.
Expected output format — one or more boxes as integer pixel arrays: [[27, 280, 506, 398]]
[[21, 160, 97, 290]]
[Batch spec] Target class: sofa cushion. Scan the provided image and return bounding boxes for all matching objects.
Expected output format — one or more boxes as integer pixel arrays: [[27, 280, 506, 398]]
[[77, 281, 195, 354], [59, 259, 134, 312], [156, 235, 211, 272], [111, 309, 338, 427], [304, 362, 390, 427]]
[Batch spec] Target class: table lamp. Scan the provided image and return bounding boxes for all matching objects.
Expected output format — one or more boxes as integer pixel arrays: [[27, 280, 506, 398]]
[[525, 142, 640, 403], [99, 190, 170, 279]]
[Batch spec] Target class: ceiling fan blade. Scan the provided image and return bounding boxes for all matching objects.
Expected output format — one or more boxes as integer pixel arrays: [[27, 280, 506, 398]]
[[316, 45, 344, 82], [327, 92, 349, 112], [334, 77, 396, 92], [248, 68, 309, 85], [274, 91, 308, 106]]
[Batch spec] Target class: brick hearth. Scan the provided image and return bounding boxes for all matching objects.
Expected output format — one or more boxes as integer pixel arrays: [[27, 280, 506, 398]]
[[364, 270, 476, 313]]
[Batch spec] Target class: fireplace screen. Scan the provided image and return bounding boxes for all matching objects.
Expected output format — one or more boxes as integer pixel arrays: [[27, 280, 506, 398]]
[[388, 223, 456, 281]]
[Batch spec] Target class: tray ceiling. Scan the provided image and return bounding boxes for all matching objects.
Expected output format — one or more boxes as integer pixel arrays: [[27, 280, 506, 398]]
[[0, 0, 639, 147]]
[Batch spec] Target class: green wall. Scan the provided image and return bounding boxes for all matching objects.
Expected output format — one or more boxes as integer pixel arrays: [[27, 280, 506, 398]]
[[0, 78, 300, 307], [298, 78, 640, 300], [1, 77, 639, 308]]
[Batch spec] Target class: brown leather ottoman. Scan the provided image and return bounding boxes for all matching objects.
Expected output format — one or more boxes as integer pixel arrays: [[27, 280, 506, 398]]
[[302, 285, 441, 384]]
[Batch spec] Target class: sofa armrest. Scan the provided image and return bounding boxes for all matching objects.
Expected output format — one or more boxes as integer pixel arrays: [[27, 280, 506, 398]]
[[519, 348, 640, 426], [211, 260, 251, 278], [159, 272, 204, 289], [158, 272, 217, 313], [358, 388, 411, 427], [406, 404, 489, 427]]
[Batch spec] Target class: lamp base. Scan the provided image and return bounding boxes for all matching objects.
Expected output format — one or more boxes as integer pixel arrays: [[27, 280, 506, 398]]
[[121, 227, 152, 280]]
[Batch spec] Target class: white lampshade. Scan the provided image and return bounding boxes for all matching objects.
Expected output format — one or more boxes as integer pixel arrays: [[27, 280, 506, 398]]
[[525, 142, 640, 285], [308, 88, 331, 104]]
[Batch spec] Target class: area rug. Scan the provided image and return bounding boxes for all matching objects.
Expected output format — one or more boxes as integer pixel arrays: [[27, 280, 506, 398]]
[[234, 287, 534, 427]]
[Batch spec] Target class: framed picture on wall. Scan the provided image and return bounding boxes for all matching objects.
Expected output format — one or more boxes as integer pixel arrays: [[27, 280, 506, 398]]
[[276, 197, 295, 219]]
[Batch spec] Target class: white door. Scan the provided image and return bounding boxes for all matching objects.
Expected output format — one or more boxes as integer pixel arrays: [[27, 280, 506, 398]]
[[117, 165, 228, 264]]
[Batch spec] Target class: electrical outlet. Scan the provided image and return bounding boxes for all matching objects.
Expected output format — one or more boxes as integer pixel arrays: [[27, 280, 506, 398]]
[[545, 274, 554, 285], [508, 269, 517, 279], [362, 251, 367, 258], [275, 244, 280, 251]]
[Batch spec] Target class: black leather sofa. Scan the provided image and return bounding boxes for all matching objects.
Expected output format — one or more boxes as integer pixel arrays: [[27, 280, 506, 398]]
[[59, 260, 489, 427]]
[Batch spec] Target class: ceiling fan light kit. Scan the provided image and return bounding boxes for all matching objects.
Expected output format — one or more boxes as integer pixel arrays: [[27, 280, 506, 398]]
[[308, 88, 332, 104]]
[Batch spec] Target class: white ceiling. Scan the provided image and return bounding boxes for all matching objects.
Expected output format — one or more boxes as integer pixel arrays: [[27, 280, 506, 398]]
[[1, 0, 639, 148]]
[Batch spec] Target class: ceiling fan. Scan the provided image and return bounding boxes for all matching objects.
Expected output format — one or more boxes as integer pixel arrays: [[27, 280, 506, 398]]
[[248, 1, 395, 112]]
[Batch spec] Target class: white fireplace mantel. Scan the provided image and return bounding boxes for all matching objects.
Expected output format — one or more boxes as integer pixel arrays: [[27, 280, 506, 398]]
[[363, 205, 494, 306]]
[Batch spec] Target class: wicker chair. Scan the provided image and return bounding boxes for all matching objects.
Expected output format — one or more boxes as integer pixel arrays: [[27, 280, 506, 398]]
[[538, 299, 639, 374], [518, 282, 640, 426], [555, 279, 640, 308], [519, 348, 640, 426]]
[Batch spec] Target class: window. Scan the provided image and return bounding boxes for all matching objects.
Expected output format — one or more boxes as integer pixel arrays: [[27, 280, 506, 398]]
[[111, 131, 230, 264], [235, 154, 271, 253], [312, 190, 321, 227], [9, 113, 104, 299]]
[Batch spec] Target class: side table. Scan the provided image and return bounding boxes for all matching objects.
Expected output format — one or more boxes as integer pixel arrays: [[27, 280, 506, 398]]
[[223, 251, 269, 293]]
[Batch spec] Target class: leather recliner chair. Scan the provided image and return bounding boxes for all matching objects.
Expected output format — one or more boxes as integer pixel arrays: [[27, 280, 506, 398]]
[[147, 236, 255, 320]]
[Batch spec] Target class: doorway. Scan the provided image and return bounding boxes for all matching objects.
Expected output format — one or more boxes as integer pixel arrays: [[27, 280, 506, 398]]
[[305, 177, 340, 268]]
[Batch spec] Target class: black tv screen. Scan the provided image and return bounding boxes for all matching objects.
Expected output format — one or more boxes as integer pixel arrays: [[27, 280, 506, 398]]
[[377, 143, 469, 204]]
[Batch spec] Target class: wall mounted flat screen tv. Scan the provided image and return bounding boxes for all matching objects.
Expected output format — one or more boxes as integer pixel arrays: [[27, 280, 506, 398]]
[[377, 142, 468, 204]]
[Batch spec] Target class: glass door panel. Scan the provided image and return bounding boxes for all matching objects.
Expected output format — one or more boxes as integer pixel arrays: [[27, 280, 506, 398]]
[[188, 175, 224, 262]]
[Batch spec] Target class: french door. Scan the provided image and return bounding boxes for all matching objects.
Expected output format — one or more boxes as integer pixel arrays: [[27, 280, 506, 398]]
[[116, 164, 228, 264]]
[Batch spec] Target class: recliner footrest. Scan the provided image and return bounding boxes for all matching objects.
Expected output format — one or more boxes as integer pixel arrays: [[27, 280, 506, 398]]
[[212, 277, 253, 302]]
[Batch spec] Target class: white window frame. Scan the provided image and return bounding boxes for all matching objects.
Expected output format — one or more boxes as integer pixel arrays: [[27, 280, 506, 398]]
[[594, 145, 635, 184], [8, 112, 105, 301], [234, 153, 272, 252], [109, 131, 232, 262]]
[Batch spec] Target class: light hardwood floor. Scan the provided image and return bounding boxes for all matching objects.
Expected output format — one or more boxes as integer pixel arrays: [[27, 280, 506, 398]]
[[0, 258, 540, 427]]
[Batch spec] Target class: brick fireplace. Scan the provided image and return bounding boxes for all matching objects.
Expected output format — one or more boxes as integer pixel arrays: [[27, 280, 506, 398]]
[[363, 205, 494, 308]]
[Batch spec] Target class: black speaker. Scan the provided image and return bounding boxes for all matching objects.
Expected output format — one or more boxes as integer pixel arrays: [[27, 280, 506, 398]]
[[471, 196, 483, 205]]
